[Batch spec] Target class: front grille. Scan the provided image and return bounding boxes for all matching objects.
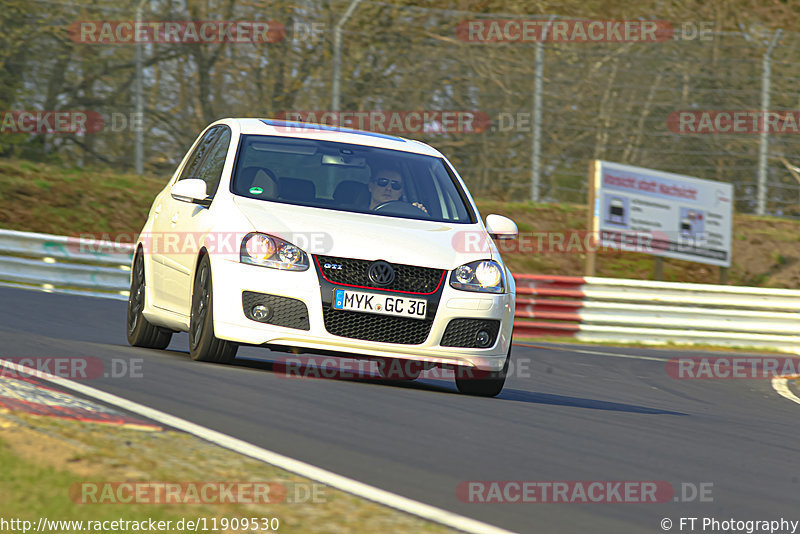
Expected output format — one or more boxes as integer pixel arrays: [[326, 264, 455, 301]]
[[441, 319, 500, 348], [322, 308, 433, 344], [315, 255, 444, 294], [242, 291, 310, 330]]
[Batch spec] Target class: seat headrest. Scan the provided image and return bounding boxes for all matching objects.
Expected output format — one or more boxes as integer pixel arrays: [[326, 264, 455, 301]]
[[279, 177, 316, 202], [333, 180, 369, 205], [239, 167, 278, 197]]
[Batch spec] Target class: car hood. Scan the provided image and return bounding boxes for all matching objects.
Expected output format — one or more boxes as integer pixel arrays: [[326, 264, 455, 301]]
[[232, 196, 496, 270]]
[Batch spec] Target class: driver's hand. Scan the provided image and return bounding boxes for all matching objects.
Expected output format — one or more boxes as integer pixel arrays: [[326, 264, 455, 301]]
[[412, 202, 428, 214]]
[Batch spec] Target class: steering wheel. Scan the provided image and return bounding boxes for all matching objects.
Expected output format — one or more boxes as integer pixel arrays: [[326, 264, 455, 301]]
[[373, 200, 406, 211], [373, 200, 430, 217]]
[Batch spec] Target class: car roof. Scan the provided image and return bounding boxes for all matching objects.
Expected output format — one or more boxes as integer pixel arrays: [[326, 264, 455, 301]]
[[219, 118, 445, 158]]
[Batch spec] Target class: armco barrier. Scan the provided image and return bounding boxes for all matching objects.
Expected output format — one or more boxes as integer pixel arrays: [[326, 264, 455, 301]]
[[1, 229, 797, 353], [0, 229, 133, 299], [513, 274, 800, 353]]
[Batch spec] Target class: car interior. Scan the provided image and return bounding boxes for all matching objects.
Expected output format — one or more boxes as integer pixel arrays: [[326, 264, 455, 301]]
[[230, 136, 475, 223]]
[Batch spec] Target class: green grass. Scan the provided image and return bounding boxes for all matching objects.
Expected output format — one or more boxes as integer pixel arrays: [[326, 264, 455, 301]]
[[32, 179, 51, 190], [0, 438, 191, 525], [0, 158, 163, 237], [18, 161, 38, 172], [0, 412, 453, 533]]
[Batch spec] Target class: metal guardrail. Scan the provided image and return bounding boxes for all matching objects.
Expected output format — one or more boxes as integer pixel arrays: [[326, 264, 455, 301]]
[[513, 274, 800, 354], [0, 228, 134, 264], [0, 229, 133, 299], [1, 229, 797, 353]]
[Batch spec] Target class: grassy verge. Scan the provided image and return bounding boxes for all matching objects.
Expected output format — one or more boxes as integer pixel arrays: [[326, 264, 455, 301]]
[[0, 409, 453, 533]]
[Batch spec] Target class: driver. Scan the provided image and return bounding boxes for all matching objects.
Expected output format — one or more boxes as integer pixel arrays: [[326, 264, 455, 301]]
[[368, 169, 428, 213]]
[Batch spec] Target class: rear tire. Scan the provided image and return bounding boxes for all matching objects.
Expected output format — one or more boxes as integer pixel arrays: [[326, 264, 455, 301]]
[[127, 251, 172, 349], [189, 255, 238, 363], [455, 344, 511, 397]]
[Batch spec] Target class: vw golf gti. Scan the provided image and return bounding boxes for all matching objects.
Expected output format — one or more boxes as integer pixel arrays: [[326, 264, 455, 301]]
[[126, 118, 518, 396]]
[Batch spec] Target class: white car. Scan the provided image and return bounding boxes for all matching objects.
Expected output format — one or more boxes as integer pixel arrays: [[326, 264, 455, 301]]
[[126, 118, 518, 396]]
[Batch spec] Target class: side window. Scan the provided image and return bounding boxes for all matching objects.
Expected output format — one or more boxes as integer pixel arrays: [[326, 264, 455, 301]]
[[178, 127, 221, 182], [195, 128, 231, 197]]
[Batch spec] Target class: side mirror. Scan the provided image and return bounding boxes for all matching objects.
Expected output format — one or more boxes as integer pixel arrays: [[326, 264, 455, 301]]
[[485, 214, 518, 240], [171, 179, 211, 207]]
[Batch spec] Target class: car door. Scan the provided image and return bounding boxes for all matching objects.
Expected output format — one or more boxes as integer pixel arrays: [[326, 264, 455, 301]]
[[163, 126, 232, 317], [150, 127, 222, 314]]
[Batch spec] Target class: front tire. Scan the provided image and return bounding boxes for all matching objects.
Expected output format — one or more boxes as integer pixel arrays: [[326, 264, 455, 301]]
[[127, 251, 173, 349], [189, 255, 238, 363], [455, 344, 511, 397]]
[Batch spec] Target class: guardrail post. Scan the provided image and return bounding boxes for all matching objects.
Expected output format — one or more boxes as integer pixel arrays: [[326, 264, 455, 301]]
[[585, 159, 598, 276], [331, 0, 364, 112], [134, 0, 148, 175], [530, 34, 544, 202], [653, 257, 664, 281], [756, 29, 782, 215], [530, 16, 556, 203]]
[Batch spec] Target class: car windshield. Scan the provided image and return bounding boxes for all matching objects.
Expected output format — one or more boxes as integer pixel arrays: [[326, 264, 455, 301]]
[[230, 135, 476, 223]]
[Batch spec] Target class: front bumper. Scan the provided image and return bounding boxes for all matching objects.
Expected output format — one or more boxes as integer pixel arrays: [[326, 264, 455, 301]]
[[210, 257, 514, 371]]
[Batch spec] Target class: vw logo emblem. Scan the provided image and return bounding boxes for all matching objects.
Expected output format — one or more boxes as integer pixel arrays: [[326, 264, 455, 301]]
[[368, 261, 395, 286]]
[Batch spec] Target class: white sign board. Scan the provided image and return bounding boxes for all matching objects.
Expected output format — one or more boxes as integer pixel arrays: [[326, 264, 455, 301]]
[[590, 161, 733, 267]]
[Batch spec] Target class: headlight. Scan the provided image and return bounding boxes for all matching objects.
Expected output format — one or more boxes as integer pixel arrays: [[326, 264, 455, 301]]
[[449, 260, 505, 293], [240, 232, 309, 271]]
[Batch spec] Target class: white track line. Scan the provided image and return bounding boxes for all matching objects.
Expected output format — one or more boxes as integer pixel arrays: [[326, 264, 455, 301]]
[[772, 377, 800, 406], [514, 342, 670, 362], [0, 359, 514, 534]]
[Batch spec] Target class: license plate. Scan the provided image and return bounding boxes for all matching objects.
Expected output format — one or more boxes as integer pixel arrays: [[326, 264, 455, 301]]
[[333, 289, 427, 320]]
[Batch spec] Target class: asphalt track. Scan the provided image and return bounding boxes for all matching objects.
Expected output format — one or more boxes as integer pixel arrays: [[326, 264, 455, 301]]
[[1, 285, 799, 533]]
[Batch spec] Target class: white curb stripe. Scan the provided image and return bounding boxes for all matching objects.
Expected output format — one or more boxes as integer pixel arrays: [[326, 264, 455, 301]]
[[0, 359, 515, 534], [772, 377, 800, 406]]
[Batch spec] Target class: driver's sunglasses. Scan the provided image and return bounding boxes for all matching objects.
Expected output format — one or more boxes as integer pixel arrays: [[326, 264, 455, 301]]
[[375, 177, 403, 190]]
